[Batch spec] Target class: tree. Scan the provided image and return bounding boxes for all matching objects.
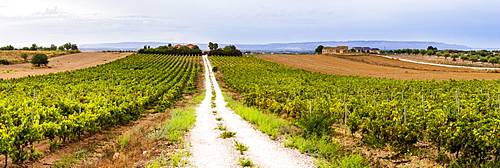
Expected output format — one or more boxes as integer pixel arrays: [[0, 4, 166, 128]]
[[412, 49, 420, 55], [71, 44, 78, 50], [443, 52, 450, 60], [436, 52, 443, 58], [192, 45, 200, 51], [30, 44, 38, 51], [30, 54, 49, 67], [427, 46, 437, 51], [20, 53, 29, 62], [420, 49, 427, 55], [223, 45, 237, 51], [480, 57, 488, 64], [488, 57, 498, 65], [58, 45, 65, 51], [0, 45, 14, 50], [460, 55, 469, 62], [50, 44, 57, 50], [427, 50, 436, 56], [315, 45, 324, 54], [208, 42, 214, 51], [451, 53, 459, 60]]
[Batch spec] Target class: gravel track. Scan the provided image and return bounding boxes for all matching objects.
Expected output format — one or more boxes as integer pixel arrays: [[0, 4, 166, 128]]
[[187, 55, 315, 168]]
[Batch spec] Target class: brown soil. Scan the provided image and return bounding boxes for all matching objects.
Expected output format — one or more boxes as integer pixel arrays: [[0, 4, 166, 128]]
[[255, 54, 500, 80], [390, 54, 500, 68], [0, 52, 131, 79]]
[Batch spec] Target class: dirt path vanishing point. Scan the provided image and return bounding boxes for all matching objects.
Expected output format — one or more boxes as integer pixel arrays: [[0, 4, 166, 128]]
[[187, 55, 315, 168], [0, 52, 131, 79]]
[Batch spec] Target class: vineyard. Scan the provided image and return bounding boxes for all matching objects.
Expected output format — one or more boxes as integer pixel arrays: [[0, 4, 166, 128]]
[[211, 56, 500, 166], [0, 54, 200, 166]]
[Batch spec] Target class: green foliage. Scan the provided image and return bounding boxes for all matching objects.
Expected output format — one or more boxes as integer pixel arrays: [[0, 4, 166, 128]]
[[208, 44, 242, 56], [295, 112, 336, 136], [315, 45, 324, 54], [138, 44, 202, 55], [225, 94, 291, 140], [0, 59, 9, 65], [20, 53, 29, 61], [119, 133, 131, 150], [284, 136, 341, 160], [234, 140, 249, 155], [48, 140, 61, 151], [338, 154, 369, 168], [0, 54, 200, 163], [211, 55, 500, 165], [0, 45, 14, 50], [147, 107, 196, 143], [221, 131, 236, 138], [52, 149, 90, 168], [238, 158, 254, 167], [215, 123, 227, 130], [215, 117, 223, 121], [30, 53, 49, 67]]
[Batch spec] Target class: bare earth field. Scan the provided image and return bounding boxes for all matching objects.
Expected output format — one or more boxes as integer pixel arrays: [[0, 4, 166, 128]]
[[256, 54, 500, 80], [0, 52, 131, 79]]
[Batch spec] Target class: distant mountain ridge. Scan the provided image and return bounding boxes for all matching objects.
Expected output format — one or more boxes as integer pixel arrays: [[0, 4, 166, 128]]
[[79, 41, 470, 52]]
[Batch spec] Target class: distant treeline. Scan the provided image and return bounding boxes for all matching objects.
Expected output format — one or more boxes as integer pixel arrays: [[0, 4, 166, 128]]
[[101, 50, 136, 53], [0, 42, 78, 51], [137, 44, 202, 55], [207, 42, 242, 56]]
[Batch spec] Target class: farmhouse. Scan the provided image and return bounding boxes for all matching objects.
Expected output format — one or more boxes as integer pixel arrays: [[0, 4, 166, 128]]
[[174, 44, 196, 49], [322, 46, 348, 54], [352, 47, 381, 54]]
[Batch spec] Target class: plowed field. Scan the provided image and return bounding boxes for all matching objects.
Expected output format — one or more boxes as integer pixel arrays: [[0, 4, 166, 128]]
[[256, 54, 500, 80]]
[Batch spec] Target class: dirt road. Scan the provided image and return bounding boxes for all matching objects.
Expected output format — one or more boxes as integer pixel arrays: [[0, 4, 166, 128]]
[[187, 55, 315, 167]]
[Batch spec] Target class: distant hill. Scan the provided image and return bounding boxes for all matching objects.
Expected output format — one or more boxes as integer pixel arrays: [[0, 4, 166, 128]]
[[80, 41, 470, 52]]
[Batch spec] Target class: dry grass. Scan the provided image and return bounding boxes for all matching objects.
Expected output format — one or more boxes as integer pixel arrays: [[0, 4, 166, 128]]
[[0, 50, 70, 61], [256, 54, 500, 80]]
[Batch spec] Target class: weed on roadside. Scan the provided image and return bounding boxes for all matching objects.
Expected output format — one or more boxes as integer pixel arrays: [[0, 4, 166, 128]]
[[215, 123, 227, 130], [238, 157, 254, 167], [234, 141, 249, 155], [221, 131, 236, 138]]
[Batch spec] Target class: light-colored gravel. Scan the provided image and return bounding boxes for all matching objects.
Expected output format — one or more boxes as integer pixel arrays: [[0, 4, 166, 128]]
[[187, 55, 315, 168]]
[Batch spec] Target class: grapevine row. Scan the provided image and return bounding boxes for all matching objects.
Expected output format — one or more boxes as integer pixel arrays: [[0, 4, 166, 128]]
[[0, 54, 200, 164], [210, 56, 500, 166]]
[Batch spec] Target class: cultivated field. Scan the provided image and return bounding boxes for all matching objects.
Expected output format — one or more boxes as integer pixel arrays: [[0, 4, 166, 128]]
[[256, 54, 500, 80], [0, 52, 131, 79]]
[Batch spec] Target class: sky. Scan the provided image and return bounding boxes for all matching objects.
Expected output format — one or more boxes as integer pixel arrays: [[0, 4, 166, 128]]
[[1, 0, 499, 48]]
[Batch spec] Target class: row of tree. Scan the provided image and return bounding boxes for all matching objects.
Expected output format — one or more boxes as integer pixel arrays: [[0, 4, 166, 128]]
[[383, 46, 500, 65], [137, 44, 203, 55], [207, 44, 243, 56], [0, 42, 78, 51]]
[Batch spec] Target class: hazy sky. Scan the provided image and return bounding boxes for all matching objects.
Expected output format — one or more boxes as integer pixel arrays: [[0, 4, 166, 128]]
[[1, 0, 499, 48]]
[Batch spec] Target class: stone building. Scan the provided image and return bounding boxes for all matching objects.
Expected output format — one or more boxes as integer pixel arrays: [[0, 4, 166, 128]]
[[322, 46, 348, 54]]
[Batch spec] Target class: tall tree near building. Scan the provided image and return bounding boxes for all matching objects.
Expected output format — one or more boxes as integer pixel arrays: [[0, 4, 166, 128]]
[[315, 45, 324, 54]]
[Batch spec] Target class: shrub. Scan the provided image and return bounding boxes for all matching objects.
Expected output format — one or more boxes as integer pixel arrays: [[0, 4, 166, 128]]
[[0, 59, 9, 65], [221, 131, 236, 138], [31, 54, 49, 67]]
